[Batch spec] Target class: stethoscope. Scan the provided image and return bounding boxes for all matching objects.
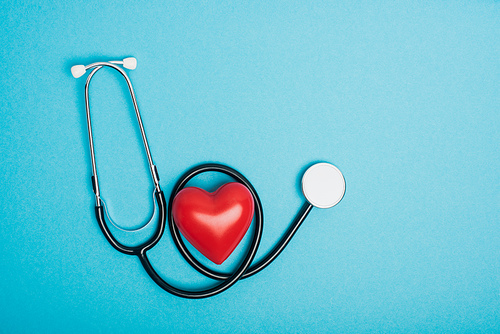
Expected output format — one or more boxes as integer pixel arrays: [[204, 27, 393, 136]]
[[71, 57, 346, 299]]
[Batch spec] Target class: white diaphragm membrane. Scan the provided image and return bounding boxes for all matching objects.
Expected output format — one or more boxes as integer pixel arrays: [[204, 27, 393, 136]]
[[302, 163, 345, 209]]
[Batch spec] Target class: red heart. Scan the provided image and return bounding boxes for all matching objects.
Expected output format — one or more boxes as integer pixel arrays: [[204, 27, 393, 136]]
[[172, 182, 254, 265]]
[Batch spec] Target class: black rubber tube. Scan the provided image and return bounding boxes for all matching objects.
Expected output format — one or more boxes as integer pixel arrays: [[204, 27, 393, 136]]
[[166, 164, 313, 283], [96, 163, 312, 299], [138, 164, 264, 298], [170, 190, 312, 280]]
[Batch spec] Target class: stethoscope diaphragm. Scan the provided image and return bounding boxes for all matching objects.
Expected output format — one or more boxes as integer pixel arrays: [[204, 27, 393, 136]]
[[302, 163, 345, 209]]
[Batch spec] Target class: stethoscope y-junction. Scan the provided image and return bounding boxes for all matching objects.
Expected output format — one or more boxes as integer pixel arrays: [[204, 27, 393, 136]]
[[71, 57, 346, 299]]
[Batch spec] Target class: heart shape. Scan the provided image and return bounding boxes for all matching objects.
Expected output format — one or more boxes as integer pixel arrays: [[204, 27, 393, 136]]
[[172, 182, 254, 265]]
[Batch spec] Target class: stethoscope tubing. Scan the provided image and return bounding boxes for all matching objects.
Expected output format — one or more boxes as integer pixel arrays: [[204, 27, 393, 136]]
[[95, 163, 312, 299], [83, 62, 315, 299], [139, 164, 265, 298], [167, 164, 314, 281]]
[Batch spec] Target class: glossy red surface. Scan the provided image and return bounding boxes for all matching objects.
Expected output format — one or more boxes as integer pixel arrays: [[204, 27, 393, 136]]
[[172, 182, 255, 265]]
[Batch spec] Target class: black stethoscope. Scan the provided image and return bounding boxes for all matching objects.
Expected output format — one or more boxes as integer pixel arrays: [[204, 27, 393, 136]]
[[71, 57, 346, 299]]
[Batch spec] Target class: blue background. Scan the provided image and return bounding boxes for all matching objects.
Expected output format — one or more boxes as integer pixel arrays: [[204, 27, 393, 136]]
[[0, 1, 498, 332]]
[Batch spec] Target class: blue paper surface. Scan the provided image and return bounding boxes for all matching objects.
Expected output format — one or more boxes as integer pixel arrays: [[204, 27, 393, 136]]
[[0, 1, 498, 332]]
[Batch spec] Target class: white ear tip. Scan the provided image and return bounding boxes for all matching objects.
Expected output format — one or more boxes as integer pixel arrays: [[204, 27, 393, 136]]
[[302, 163, 345, 209], [71, 65, 86, 78], [123, 57, 137, 70]]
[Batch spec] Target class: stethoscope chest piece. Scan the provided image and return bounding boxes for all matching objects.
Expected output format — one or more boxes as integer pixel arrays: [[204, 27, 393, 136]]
[[302, 163, 345, 209]]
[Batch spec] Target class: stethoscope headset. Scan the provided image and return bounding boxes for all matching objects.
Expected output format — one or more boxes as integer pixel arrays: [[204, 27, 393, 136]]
[[71, 57, 346, 299]]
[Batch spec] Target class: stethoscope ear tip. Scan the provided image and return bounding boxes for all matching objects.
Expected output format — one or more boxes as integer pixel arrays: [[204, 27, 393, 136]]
[[123, 57, 137, 70], [71, 65, 86, 78], [302, 162, 345, 209]]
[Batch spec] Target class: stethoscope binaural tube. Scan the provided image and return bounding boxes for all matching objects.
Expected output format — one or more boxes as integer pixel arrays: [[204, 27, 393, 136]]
[[73, 58, 346, 299]]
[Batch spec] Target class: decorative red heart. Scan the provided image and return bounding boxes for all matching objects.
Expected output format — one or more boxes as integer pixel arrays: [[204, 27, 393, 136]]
[[172, 182, 254, 265]]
